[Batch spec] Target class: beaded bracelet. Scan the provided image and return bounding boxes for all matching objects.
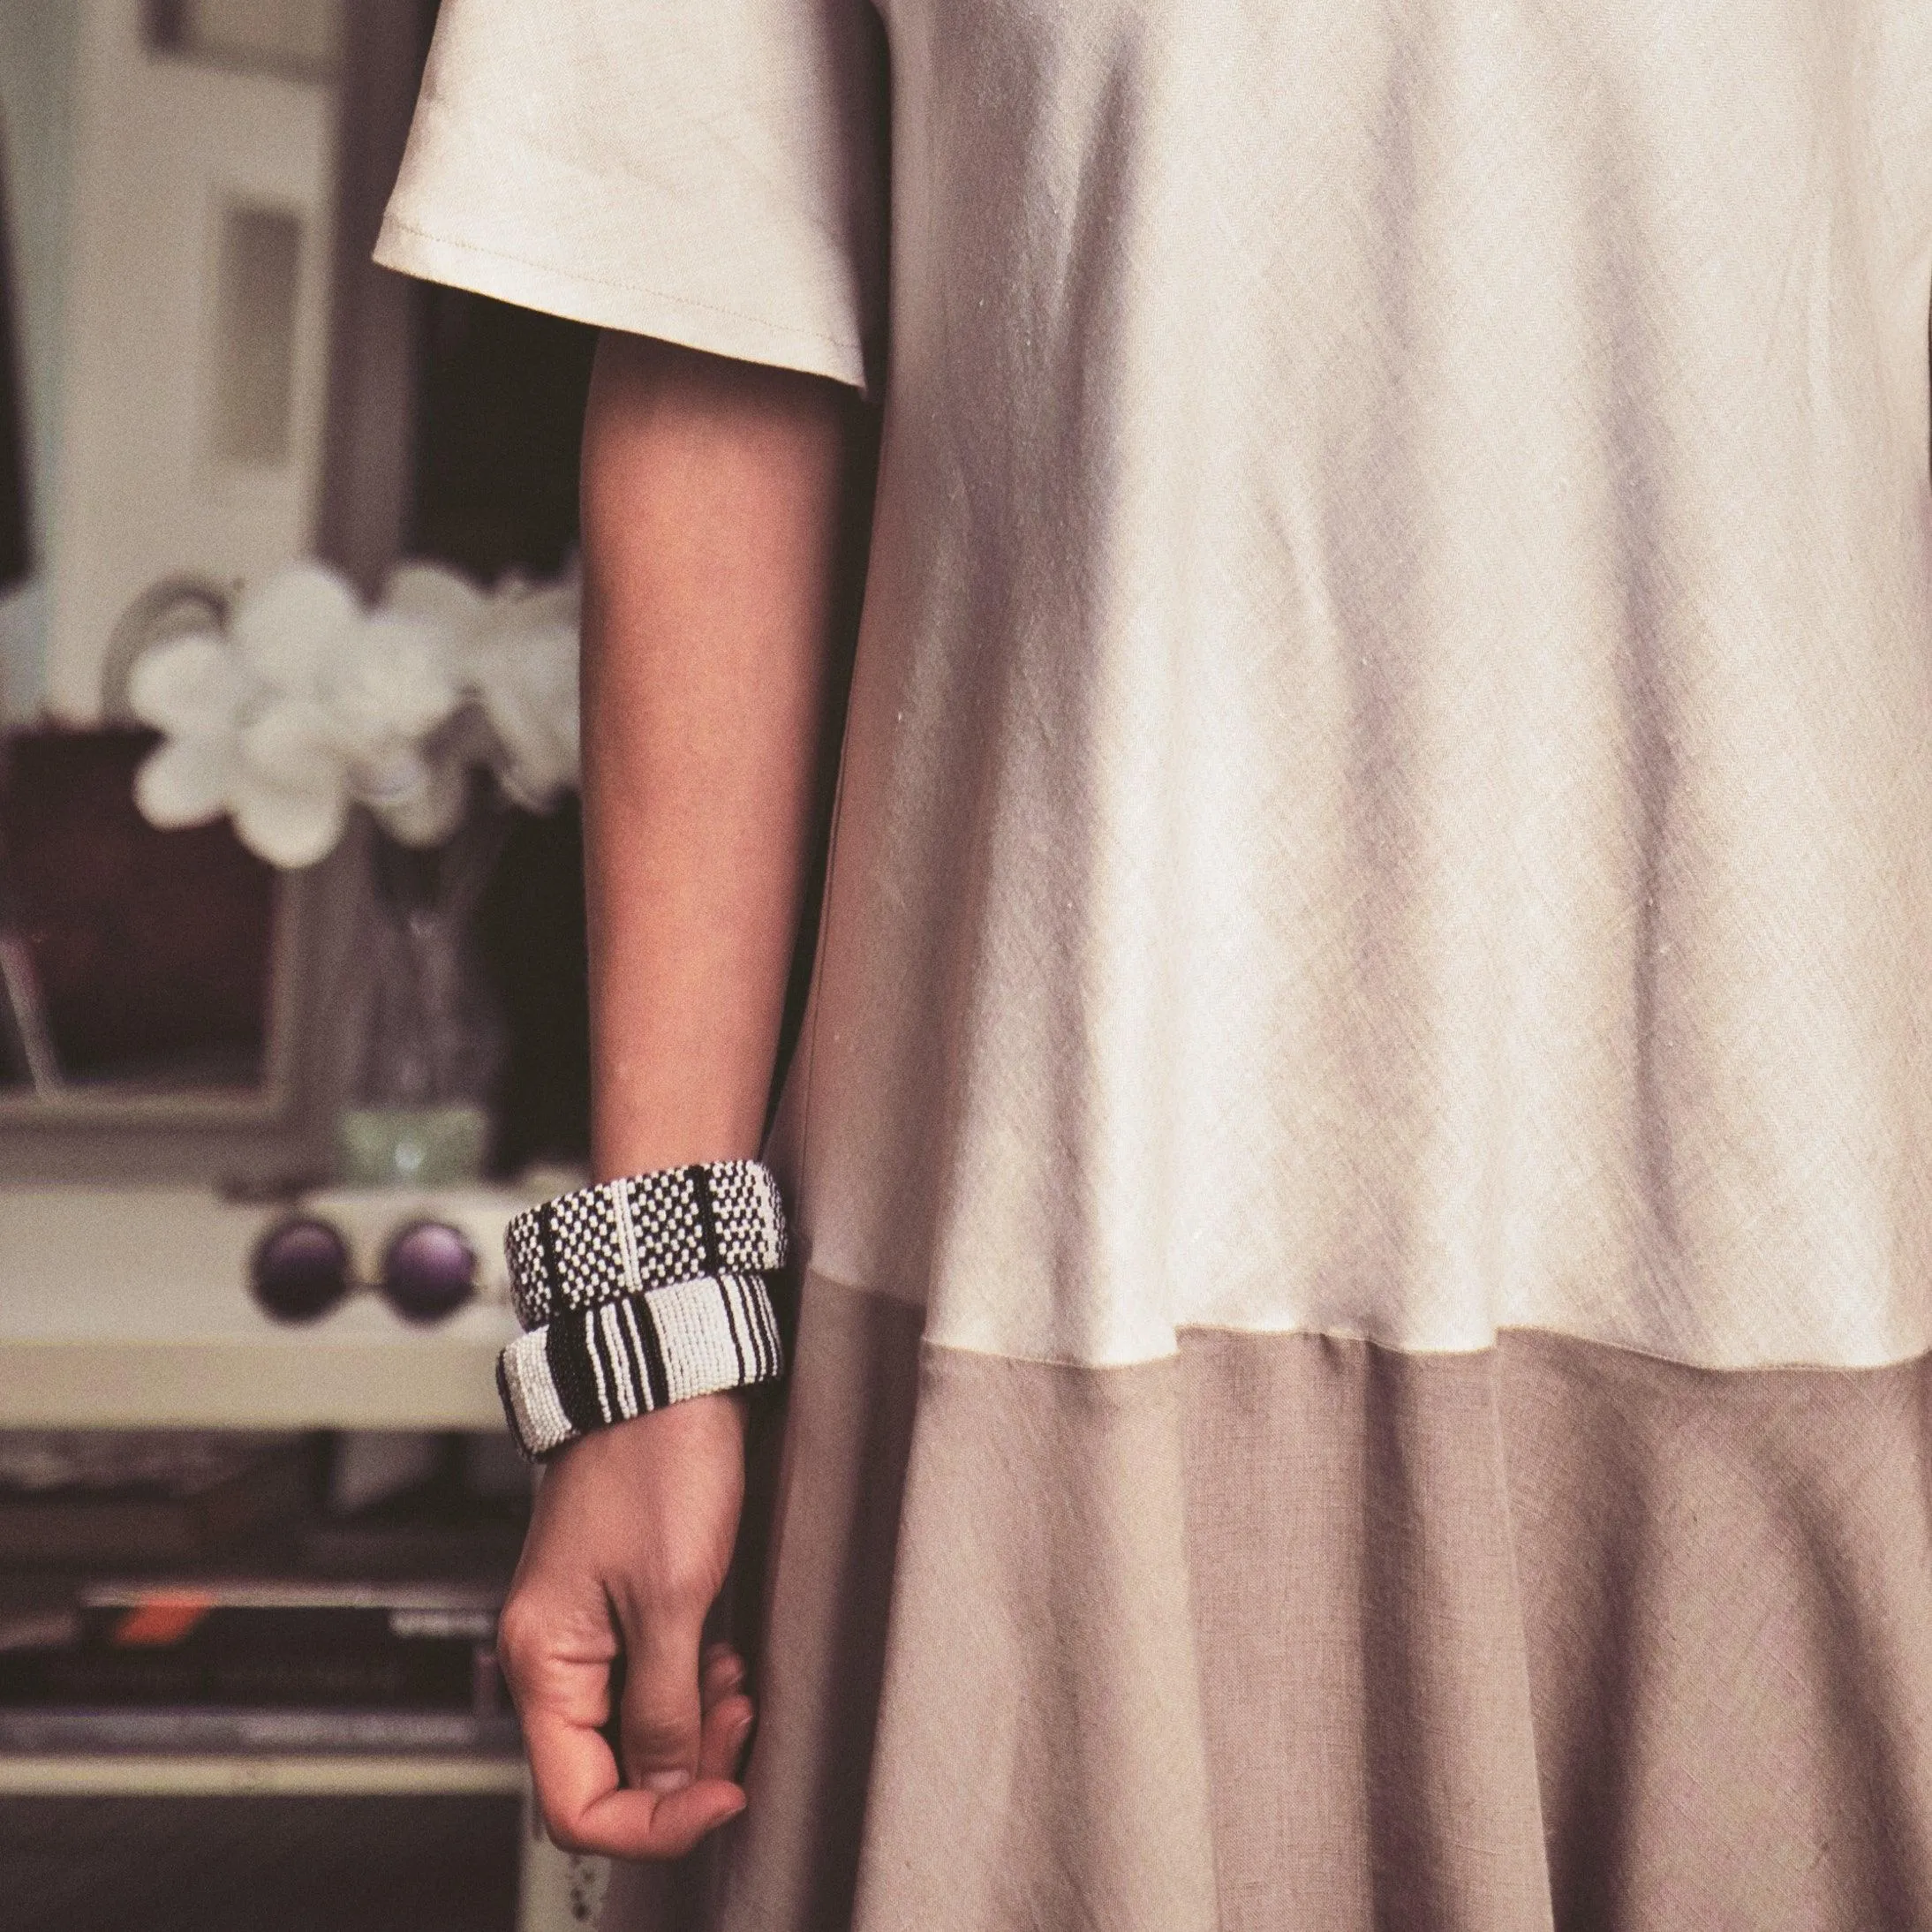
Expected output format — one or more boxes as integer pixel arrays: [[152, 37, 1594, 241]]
[[502, 1160, 786, 1327], [497, 1160, 789, 1458], [498, 1272, 784, 1458]]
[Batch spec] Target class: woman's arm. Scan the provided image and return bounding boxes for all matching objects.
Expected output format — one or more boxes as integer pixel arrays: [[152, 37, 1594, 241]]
[[496, 331, 863, 1862]]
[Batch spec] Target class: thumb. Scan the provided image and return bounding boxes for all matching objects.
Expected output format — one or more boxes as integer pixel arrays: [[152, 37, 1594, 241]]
[[618, 1618, 706, 1795]]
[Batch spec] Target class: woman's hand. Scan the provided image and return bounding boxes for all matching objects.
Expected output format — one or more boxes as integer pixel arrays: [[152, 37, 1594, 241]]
[[497, 1392, 755, 1860]]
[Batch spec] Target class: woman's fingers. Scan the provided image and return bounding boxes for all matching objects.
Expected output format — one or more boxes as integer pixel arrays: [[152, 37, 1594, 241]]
[[519, 1687, 624, 1842], [698, 1688, 755, 1782], [510, 1625, 751, 1859], [697, 1641, 753, 1780], [700, 1641, 747, 1707], [498, 1590, 626, 1844], [577, 1778, 748, 1860], [517, 1657, 745, 1859], [501, 1584, 747, 1858], [618, 1617, 710, 1794], [502, 1586, 757, 1857]]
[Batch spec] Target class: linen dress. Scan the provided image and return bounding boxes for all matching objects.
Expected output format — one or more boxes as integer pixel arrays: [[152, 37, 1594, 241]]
[[377, 4, 1932, 1927]]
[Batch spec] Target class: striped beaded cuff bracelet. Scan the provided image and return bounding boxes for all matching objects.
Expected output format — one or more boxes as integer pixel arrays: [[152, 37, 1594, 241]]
[[498, 1271, 785, 1460], [497, 1161, 789, 1457], [502, 1161, 787, 1329]]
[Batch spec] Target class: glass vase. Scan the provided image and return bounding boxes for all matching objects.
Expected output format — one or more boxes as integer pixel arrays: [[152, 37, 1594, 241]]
[[335, 803, 507, 1187]]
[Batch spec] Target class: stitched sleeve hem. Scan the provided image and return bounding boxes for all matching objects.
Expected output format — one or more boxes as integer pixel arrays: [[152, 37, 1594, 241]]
[[498, 1272, 785, 1460], [374, 216, 870, 394]]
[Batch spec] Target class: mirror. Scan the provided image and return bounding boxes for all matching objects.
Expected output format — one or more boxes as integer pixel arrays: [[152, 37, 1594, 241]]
[[0, 0, 420, 1183]]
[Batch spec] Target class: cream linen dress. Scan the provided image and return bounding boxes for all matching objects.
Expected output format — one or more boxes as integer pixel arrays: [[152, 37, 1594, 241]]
[[379, 4, 1932, 1927]]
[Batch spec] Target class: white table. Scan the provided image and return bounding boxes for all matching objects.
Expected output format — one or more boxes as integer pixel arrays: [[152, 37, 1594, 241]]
[[0, 1183, 598, 1931], [0, 1183, 519, 1429]]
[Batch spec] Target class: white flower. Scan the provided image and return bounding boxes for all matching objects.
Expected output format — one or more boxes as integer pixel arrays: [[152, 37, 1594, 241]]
[[134, 734, 240, 829], [130, 555, 582, 869], [230, 562, 362, 698], [332, 615, 459, 749], [325, 611, 468, 848], [233, 697, 351, 868], [381, 561, 488, 630], [458, 580, 581, 811], [358, 742, 471, 848], [129, 633, 253, 828], [128, 632, 249, 739]]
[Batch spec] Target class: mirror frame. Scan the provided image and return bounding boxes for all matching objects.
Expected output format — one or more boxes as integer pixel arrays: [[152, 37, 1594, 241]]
[[0, 0, 431, 1186]]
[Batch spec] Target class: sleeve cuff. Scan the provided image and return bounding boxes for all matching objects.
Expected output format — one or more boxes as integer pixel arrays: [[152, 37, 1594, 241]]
[[374, 213, 872, 393]]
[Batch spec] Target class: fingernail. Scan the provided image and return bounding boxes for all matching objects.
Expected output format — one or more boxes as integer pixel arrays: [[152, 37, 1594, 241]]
[[643, 1769, 692, 1795]]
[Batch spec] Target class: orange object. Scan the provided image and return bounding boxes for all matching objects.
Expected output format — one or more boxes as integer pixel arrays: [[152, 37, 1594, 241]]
[[112, 1593, 215, 1647]]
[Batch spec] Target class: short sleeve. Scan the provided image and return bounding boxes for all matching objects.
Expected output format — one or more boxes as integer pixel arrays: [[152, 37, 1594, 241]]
[[374, 0, 888, 393]]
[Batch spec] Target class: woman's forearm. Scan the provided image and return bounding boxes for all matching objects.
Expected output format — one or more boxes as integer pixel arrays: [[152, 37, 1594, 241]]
[[579, 332, 857, 1179], [499, 337, 862, 1854]]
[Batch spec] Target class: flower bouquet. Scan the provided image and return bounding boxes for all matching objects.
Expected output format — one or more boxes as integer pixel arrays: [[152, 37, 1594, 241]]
[[129, 558, 581, 1181]]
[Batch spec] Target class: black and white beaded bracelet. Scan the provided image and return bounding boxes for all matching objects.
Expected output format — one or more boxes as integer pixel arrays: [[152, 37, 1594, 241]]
[[498, 1271, 784, 1459], [502, 1160, 786, 1329], [497, 1160, 789, 1457]]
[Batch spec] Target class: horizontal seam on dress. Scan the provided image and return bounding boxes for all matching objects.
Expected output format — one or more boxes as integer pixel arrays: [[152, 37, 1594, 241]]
[[1177, 1323, 1932, 1379], [791, 1271, 1928, 1378], [910, 1324, 1932, 1379], [380, 215, 864, 355]]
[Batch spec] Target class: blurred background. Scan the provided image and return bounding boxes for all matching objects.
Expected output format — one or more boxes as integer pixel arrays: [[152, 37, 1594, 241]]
[[0, 5, 615, 1926]]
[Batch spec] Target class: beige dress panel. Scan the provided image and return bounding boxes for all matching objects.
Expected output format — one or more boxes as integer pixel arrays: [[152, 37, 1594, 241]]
[[597, 1287, 1932, 1932]]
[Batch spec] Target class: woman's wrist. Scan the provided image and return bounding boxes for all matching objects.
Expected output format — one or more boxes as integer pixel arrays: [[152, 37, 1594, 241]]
[[589, 1097, 766, 1183], [589, 1103, 766, 1183]]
